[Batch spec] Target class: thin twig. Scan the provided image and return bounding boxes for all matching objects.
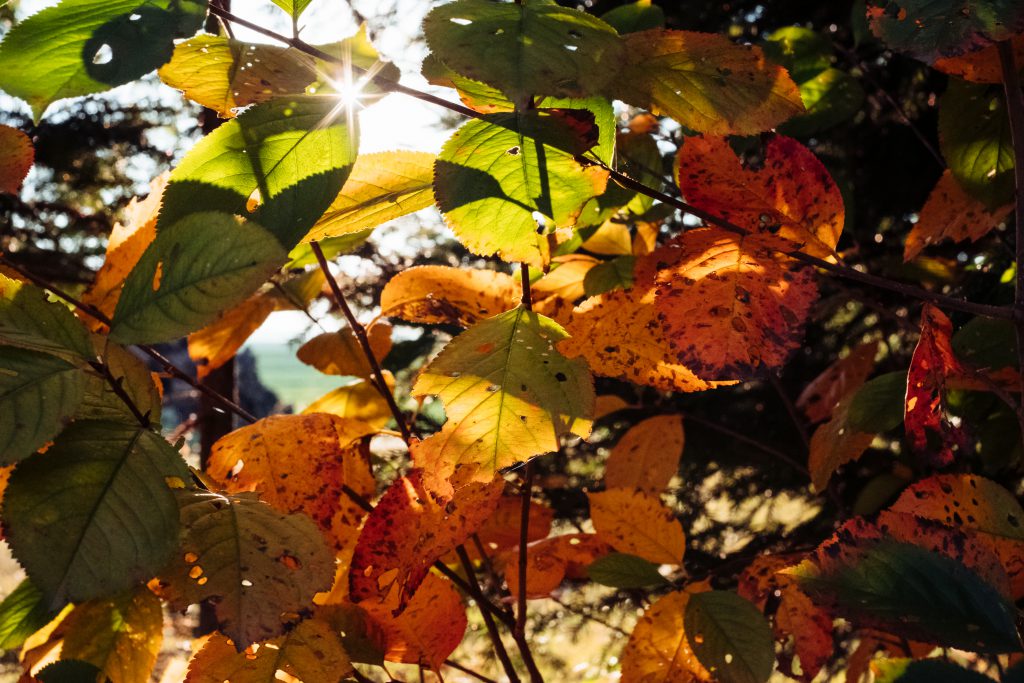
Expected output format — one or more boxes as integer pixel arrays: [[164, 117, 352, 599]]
[[311, 242, 412, 442], [515, 462, 533, 637], [454, 546, 522, 683], [88, 359, 152, 428]]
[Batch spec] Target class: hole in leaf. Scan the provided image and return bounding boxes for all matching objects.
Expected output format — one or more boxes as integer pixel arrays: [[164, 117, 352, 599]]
[[450, 17, 472, 25], [92, 44, 113, 65]]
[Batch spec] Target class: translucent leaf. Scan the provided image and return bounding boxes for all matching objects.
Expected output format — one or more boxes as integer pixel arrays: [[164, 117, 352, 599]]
[[206, 414, 377, 553], [796, 340, 879, 424], [847, 371, 907, 433], [109, 213, 287, 345], [808, 394, 875, 492], [434, 110, 609, 267], [600, 0, 665, 34], [0, 272, 92, 361], [184, 619, 352, 683], [611, 30, 804, 136], [587, 552, 667, 588], [296, 322, 392, 378], [781, 68, 865, 137], [934, 36, 1024, 83], [0, 579, 52, 651], [77, 338, 163, 425], [583, 255, 635, 297], [503, 533, 611, 600], [61, 586, 163, 683], [269, 0, 314, 19], [380, 265, 520, 328], [0, 0, 206, 119], [4, 420, 188, 605], [675, 135, 845, 259], [904, 170, 1012, 261], [158, 95, 359, 248], [589, 488, 685, 565], [157, 491, 336, 649], [653, 229, 818, 379], [472, 495, 554, 558], [302, 151, 437, 242], [188, 293, 278, 380], [412, 307, 594, 478], [685, 591, 775, 683], [0, 125, 33, 194], [423, 0, 623, 105], [605, 414, 684, 494], [303, 377, 393, 430], [620, 589, 710, 682]]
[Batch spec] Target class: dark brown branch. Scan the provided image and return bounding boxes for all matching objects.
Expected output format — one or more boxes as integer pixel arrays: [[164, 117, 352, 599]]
[[454, 546, 522, 683]]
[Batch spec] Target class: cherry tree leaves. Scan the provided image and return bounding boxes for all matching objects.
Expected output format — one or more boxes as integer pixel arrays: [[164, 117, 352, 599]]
[[0, 125, 33, 194], [380, 266, 520, 328]]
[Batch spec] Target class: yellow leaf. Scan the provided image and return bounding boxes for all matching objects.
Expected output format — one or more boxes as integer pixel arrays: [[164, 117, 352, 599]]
[[605, 414, 684, 494], [188, 293, 278, 380], [532, 254, 601, 325], [621, 590, 711, 682], [296, 322, 392, 378], [303, 151, 437, 242], [303, 375, 394, 429], [380, 265, 520, 328], [582, 220, 633, 256], [589, 488, 686, 565]]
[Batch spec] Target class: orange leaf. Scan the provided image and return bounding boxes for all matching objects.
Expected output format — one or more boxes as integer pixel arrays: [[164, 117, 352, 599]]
[[933, 36, 1024, 83], [808, 394, 876, 492], [380, 265, 519, 328], [589, 488, 685, 565], [797, 341, 879, 424], [349, 467, 503, 611], [620, 589, 711, 683], [0, 124, 33, 194], [363, 573, 467, 671], [676, 135, 844, 259], [904, 170, 1012, 261], [532, 254, 601, 324], [297, 322, 392, 378], [474, 494, 554, 556], [188, 293, 278, 379], [906, 305, 970, 467], [205, 414, 378, 552], [605, 414, 684, 494], [653, 228, 818, 379], [303, 375, 395, 430], [502, 533, 611, 599]]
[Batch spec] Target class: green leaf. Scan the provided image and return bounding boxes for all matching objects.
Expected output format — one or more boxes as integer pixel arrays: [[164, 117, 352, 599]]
[[685, 591, 775, 683], [0, 347, 86, 465], [952, 316, 1018, 370], [847, 371, 907, 433], [587, 552, 667, 588], [794, 541, 1021, 653], [36, 660, 105, 683], [583, 256, 635, 297], [0, 579, 54, 651], [302, 151, 436, 243], [270, 0, 314, 19], [780, 68, 865, 136], [874, 658, 992, 683], [939, 80, 1015, 209], [413, 306, 594, 476], [77, 339, 163, 425], [0, 0, 206, 120], [158, 95, 359, 248], [0, 273, 92, 361], [762, 27, 833, 81], [867, 0, 1024, 63], [600, 0, 665, 34], [109, 212, 287, 345], [423, 0, 623, 106], [3, 420, 189, 607], [434, 110, 609, 267], [158, 491, 336, 648]]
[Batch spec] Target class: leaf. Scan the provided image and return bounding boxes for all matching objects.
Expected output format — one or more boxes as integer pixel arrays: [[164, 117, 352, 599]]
[[0, 272, 92, 361], [808, 393, 876, 491], [206, 414, 378, 552], [600, 0, 665, 34], [604, 414, 684, 494], [423, 0, 623, 106], [610, 30, 804, 136], [296, 323, 392, 378], [685, 591, 775, 683], [188, 293, 278, 380], [797, 341, 879, 424], [532, 254, 600, 322], [36, 660, 105, 683], [938, 80, 1015, 209], [3, 420, 188, 605], [380, 265, 520, 328], [952, 316, 1018, 370], [904, 170, 1012, 260], [362, 574, 467, 671], [587, 552, 668, 588], [675, 135, 845, 259], [934, 36, 1024, 83], [583, 255, 635, 297], [411, 307, 594, 479], [78, 337, 163, 425], [620, 589, 710, 683], [874, 659, 993, 683], [0, 125, 33, 194], [60, 586, 163, 683], [905, 305, 969, 467], [158, 490, 336, 648], [109, 213, 287, 345], [653, 228, 818, 379], [847, 371, 908, 433], [158, 95, 359, 248], [589, 488, 686, 565], [81, 174, 165, 327], [793, 539, 1020, 653], [434, 110, 609, 267], [0, 0, 205, 119], [866, 0, 1024, 63], [473, 495, 554, 557], [185, 619, 352, 683], [503, 533, 612, 600], [303, 377, 393, 430], [302, 151, 437, 242], [269, 0, 313, 19], [0, 579, 53, 651], [349, 468, 502, 610], [286, 230, 373, 269]]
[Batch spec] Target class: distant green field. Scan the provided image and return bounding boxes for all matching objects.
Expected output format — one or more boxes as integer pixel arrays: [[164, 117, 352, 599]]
[[247, 343, 348, 411]]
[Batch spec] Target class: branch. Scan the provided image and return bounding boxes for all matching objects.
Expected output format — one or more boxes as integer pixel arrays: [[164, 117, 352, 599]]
[[455, 546, 522, 683], [88, 359, 152, 428]]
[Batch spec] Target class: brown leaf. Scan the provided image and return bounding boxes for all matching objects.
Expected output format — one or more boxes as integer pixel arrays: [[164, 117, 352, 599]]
[[797, 341, 879, 424]]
